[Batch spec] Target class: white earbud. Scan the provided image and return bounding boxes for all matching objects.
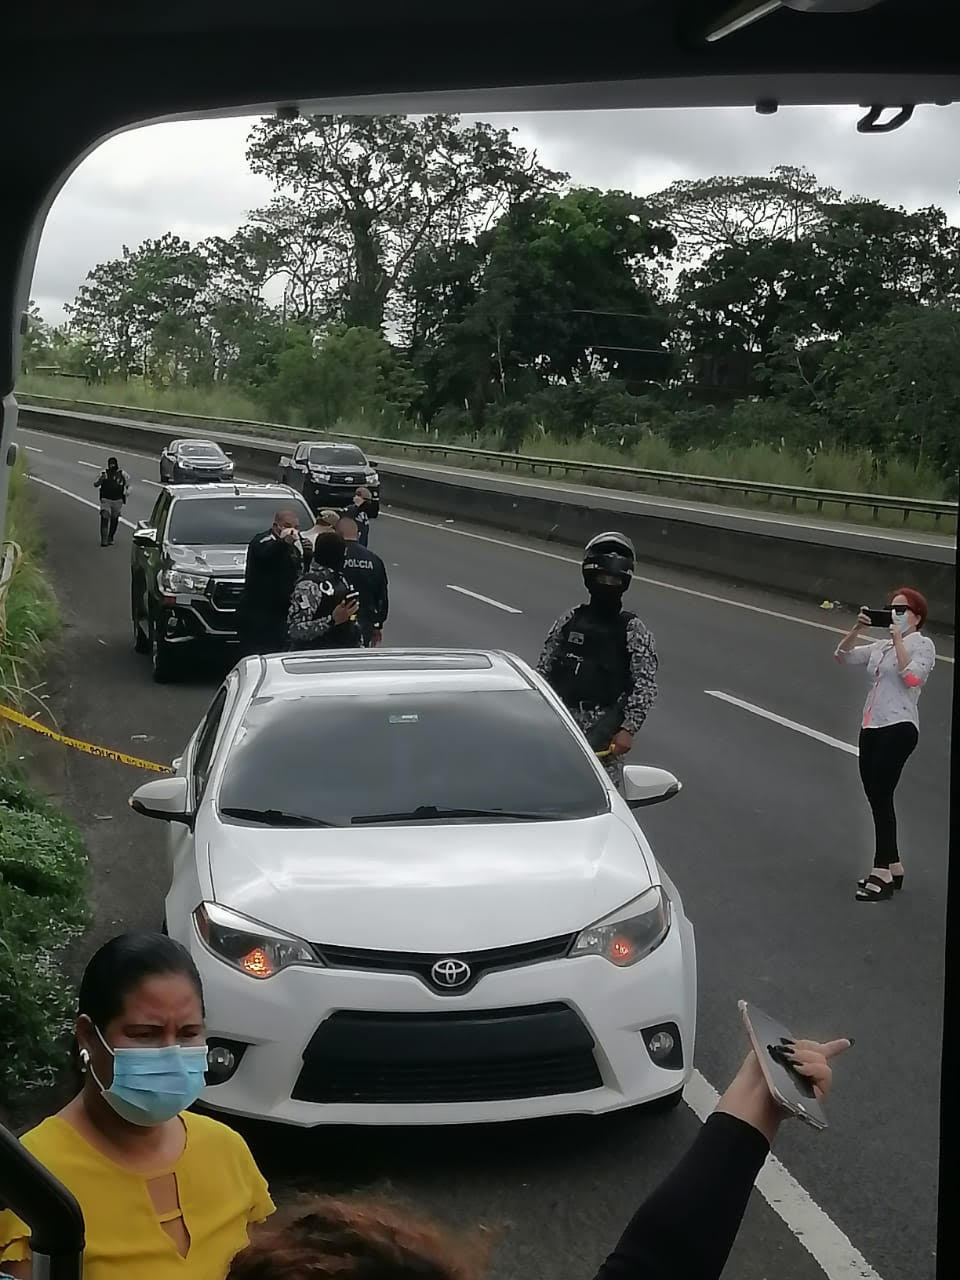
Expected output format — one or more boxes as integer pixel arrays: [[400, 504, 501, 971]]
[[79, 1048, 90, 1067]]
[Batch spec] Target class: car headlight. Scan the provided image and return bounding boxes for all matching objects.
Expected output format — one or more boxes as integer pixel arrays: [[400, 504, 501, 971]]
[[193, 902, 320, 979], [571, 887, 671, 967], [157, 568, 211, 594], [309, 470, 331, 483], [365, 471, 378, 484], [223, 461, 234, 472]]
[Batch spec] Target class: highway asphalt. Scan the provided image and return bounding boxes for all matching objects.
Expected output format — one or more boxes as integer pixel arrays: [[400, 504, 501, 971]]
[[11, 424, 954, 1280]]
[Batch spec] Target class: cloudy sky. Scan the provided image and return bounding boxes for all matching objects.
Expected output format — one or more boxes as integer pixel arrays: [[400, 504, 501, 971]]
[[32, 102, 960, 324]]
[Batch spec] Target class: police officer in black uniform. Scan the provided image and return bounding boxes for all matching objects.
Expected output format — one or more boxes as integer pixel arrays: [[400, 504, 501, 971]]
[[337, 515, 389, 647], [238, 509, 304, 656], [286, 530, 363, 650], [537, 532, 658, 785]]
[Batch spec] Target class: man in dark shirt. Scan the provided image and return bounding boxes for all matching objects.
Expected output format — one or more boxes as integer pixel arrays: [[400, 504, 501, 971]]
[[337, 515, 389, 647], [238, 509, 303, 656], [348, 486, 376, 546]]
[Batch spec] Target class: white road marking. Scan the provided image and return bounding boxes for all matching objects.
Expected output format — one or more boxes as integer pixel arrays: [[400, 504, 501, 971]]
[[76, 459, 99, 468], [29, 475, 137, 529], [706, 690, 859, 756], [24, 444, 43, 452], [684, 1071, 883, 1280], [446, 584, 521, 614], [384, 513, 954, 664], [142, 479, 161, 487]]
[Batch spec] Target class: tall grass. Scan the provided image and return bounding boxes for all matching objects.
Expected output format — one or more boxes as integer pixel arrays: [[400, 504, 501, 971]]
[[1, 459, 60, 721]]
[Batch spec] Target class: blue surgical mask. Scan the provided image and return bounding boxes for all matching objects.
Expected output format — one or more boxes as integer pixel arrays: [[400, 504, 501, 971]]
[[89, 1026, 208, 1126], [895, 612, 912, 634]]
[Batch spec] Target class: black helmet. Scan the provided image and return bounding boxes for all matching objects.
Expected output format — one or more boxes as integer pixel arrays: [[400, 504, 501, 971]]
[[582, 532, 635, 591]]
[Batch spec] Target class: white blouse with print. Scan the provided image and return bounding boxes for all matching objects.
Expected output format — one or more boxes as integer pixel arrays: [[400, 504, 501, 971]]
[[835, 631, 936, 730]]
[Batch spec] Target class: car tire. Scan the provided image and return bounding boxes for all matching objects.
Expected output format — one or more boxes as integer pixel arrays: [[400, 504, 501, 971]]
[[151, 622, 178, 684], [644, 1088, 685, 1115]]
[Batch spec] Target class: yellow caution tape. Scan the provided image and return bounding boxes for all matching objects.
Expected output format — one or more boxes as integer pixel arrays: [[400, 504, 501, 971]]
[[0, 703, 173, 774]]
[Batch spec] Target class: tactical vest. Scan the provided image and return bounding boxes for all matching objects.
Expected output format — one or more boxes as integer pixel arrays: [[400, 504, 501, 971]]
[[300, 569, 360, 648], [550, 605, 634, 709], [98, 470, 125, 500]]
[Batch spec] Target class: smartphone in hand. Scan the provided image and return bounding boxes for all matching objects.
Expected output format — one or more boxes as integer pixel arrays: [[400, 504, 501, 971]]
[[738, 1000, 828, 1130], [863, 606, 893, 628]]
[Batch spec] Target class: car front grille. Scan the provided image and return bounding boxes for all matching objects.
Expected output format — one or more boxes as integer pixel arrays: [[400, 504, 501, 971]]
[[313, 933, 575, 995], [292, 1004, 602, 1105], [209, 580, 244, 609]]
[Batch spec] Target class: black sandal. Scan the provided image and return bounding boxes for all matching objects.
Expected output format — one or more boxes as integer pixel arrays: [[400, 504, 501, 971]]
[[858, 872, 903, 891], [855, 874, 894, 902]]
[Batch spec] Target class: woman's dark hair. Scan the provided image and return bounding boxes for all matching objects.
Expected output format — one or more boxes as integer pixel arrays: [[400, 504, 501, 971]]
[[228, 1197, 487, 1280], [78, 932, 205, 1029], [890, 586, 928, 630]]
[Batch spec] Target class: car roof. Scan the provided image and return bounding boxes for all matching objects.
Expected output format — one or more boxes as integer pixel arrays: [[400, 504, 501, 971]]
[[303, 440, 367, 452], [248, 649, 538, 699], [164, 481, 308, 501]]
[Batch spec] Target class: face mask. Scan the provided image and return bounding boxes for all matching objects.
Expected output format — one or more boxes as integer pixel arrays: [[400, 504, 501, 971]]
[[895, 611, 912, 634], [588, 583, 626, 615], [86, 1026, 208, 1126]]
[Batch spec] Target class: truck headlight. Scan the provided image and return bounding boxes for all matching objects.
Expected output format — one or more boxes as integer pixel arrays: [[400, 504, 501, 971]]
[[310, 470, 331, 483], [158, 568, 210, 594], [194, 902, 320, 979], [571, 887, 671, 967]]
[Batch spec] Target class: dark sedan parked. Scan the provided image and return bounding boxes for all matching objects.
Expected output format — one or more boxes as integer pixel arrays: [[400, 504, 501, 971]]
[[159, 438, 235, 483]]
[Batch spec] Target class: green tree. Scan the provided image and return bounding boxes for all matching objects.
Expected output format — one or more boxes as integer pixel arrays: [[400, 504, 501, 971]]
[[19, 302, 54, 372], [65, 234, 210, 383], [246, 113, 564, 330], [651, 165, 839, 264], [823, 305, 960, 473]]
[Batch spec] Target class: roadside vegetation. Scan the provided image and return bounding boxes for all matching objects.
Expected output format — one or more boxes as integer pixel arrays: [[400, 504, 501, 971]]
[[0, 458, 88, 1108]]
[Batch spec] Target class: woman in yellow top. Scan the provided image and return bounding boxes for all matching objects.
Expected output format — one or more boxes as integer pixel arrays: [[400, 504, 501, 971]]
[[0, 933, 274, 1278]]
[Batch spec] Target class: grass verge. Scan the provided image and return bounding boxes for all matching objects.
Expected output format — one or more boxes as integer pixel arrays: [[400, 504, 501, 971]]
[[1, 456, 88, 1108]]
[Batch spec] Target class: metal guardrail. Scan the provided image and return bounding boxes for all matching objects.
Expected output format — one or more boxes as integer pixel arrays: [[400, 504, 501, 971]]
[[18, 392, 958, 525]]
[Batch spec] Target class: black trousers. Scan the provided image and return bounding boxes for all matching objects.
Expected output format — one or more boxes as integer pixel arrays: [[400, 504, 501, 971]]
[[858, 722, 918, 868], [238, 611, 288, 658]]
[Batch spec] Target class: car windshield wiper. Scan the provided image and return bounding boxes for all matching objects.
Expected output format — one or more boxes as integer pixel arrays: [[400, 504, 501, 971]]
[[219, 806, 338, 828], [350, 805, 558, 825]]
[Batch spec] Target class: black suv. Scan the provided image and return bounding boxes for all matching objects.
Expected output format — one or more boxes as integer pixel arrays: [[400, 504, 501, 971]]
[[130, 482, 313, 682], [278, 440, 380, 514]]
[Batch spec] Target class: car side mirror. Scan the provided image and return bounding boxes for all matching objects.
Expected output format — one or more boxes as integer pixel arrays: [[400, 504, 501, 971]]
[[129, 776, 193, 824], [621, 765, 681, 809], [368, 460, 378, 468], [133, 527, 157, 547]]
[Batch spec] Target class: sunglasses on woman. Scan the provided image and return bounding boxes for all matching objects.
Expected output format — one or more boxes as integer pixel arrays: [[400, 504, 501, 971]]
[[891, 605, 910, 615]]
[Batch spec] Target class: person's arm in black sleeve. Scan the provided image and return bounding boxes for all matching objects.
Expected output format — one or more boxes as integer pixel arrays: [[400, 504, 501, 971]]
[[590, 1037, 849, 1280], [592, 1113, 769, 1280], [373, 557, 389, 629]]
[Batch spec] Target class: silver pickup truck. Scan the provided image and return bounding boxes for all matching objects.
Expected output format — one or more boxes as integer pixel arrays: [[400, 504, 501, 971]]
[[277, 440, 381, 515]]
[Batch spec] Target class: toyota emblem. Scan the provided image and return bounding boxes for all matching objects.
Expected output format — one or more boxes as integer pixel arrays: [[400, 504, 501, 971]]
[[431, 958, 471, 989]]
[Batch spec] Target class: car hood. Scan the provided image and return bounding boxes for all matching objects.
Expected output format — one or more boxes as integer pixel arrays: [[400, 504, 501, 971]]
[[204, 814, 657, 951], [177, 457, 229, 468], [309, 464, 367, 477], [166, 544, 247, 574]]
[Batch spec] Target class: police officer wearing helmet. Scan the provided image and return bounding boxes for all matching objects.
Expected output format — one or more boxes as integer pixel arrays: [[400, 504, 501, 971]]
[[537, 532, 658, 783]]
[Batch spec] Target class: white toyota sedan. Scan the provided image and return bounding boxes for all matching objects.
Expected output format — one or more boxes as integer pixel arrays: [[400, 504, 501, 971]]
[[130, 649, 697, 1127]]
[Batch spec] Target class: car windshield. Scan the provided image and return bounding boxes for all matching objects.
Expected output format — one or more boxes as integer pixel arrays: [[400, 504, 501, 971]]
[[307, 446, 366, 467], [167, 496, 312, 545], [218, 690, 607, 827], [179, 443, 224, 459]]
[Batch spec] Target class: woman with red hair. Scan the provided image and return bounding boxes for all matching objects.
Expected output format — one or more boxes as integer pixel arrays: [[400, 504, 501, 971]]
[[835, 586, 936, 901]]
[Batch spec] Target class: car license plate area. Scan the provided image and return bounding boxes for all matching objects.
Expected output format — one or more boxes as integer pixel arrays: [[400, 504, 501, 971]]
[[292, 1003, 601, 1104]]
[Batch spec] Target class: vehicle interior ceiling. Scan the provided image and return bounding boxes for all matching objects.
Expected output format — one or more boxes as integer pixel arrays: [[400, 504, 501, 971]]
[[1, 0, 956, 1265]]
